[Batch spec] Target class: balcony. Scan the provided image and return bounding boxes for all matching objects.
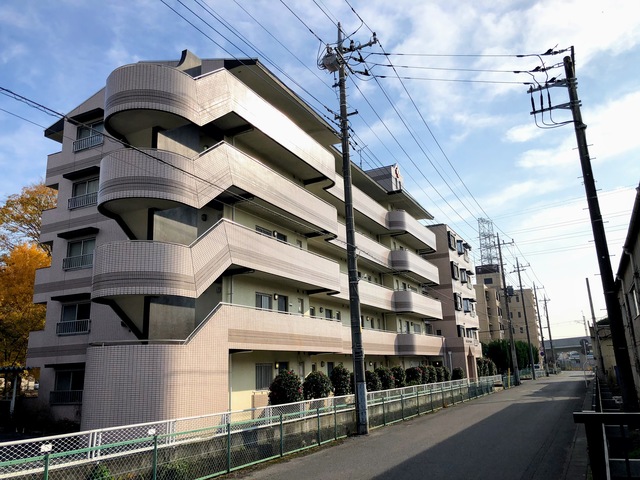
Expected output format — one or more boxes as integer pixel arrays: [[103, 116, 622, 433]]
[[56, 319, 91, 336], [92, 219, 340, 301], [388, 249, 439, 285], [99, 144, 337, 238], [68, 192, 97, 210], [50, 390, 83, 405], [386, 210, 437, 251], [62, 253, 94, 271], [361, 328, 445, 357], [73, 134, 104, 152], [393, 289, 443, 319]]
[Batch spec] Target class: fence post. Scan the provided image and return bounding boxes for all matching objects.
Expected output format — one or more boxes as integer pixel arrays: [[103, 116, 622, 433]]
[[280, 414, 284, 457], [226, 421, 232, 473], [41, 444, 52, 480], [382, 397, 386, 426], [317, 408, 321, 446], [416, 389, 420, 416], [149, 429, 158, 480], [334, 403, 338, 440], [401, 393, 405, 420]]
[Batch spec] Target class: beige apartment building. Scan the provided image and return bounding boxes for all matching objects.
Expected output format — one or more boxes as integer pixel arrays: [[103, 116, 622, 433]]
[[474, 264, 506, 343], [505, 288, 541, 353], [27, 51, 451, 430], [424, 225, 482, 378]]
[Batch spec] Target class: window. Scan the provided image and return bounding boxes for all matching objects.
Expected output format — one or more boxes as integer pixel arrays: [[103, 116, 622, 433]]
[[57, 302, 91, 335], [413, 323, 422, 334], [256, 293, 272, 310], [255, 364, 273, 390], [454, 293, 463, 311], [447, 231, 456, 250], [310, 306, 316, 316], [63, 238, 95, 270], [460, 269, 468, 284], [463, 298, 471, 313], [484, 278, 493, 285], [325, 308, 333, 320], [456, 239, 465, 255], [517, 311, 522, 318], [273, 231, 287, 242], [336, 311, 341, 321], [51, 367, 84, 404], [277, 295, 288, 313], [297, 298, 304, 315], [69, 178, 99, 209], [256, 225, 272, 236], [74, 121, 104, 152], [451, 262, 460, 280]]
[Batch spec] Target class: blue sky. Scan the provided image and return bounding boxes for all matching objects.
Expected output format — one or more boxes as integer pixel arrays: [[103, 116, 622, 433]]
[[1, 0, 639, 340]]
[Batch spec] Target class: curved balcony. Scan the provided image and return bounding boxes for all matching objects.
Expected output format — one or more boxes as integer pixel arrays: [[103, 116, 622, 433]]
[[92, 219, 340, 301], [360, 329, 445, 357], [105, 63, 198, 138], [392, 289, 442, 320], [328, 175, 390, 232], [104, 63, 335, 183], [389, 249, 439, 285], [386, 210, 437, 251], [98, 144, 337, 238]]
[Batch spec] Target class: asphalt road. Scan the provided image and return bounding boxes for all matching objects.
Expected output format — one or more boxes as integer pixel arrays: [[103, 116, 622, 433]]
[[231, 372, 589, 480]]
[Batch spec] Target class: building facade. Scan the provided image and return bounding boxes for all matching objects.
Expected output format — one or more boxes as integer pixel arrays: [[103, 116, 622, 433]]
[[28, 51, 450, 430], [474, 264, 505, 343], [424, 225, 482, 379]]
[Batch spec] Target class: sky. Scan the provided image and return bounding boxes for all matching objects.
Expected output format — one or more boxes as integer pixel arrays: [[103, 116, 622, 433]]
[[1, 0, 639, 341]]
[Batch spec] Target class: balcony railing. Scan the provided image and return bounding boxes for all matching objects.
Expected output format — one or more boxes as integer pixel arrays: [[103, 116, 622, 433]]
[[50, 390, 83, 405], [68, 192, 98, 210], [73, 134, 104, 152], [62, 253, 94, 271], [56, 319, 91, 336]]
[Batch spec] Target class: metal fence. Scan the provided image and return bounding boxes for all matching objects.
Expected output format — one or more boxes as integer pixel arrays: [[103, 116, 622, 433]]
[[0, 375, 502, 479]]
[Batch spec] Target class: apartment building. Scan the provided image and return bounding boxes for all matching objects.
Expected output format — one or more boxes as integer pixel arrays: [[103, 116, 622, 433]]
[[424, 225, 481, 379], [27, 51, 447, 430], [474, 264, 505, 343], [504, 287, 541, 353]]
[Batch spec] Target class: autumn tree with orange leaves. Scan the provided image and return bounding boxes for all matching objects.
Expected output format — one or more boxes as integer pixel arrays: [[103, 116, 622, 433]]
[[0, 182, 56, 367]]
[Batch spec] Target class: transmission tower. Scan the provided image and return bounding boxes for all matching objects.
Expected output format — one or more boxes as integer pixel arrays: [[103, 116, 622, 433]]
[[478, 218, 499, 266]]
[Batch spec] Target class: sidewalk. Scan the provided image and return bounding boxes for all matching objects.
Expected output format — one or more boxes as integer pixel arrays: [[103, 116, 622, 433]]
[[563, 373, 594, 479]]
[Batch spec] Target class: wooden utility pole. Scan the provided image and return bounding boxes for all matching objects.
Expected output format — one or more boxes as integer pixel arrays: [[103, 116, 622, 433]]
[[497, 235, 520, 385], [515, 258, 536, 379]]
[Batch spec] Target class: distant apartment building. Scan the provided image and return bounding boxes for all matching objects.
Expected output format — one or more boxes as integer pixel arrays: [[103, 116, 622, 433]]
[[474, 264, 505, 343], [27, 51, 451, 430], [505, 287, 541, 353], [424, 225, 482, 378]]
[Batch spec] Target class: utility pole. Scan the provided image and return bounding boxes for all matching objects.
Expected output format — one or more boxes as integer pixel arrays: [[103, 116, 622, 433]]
[[586, 277, 605, 374], [543, 297, 556, 371], [497, 234, 520, 385], [562, 50, 639, 411], [534, 284, 549, 376], [515, 258, 536, 380], [321, 23, 377, 435]]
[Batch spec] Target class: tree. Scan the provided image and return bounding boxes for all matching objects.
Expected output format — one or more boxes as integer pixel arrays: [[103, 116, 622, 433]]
[[0, 182, 57, 254], [0, 244, 50, 367], [374, 366, 395, 390], [486, 339, 511, 373], [390, 365, 406, 388], [329, 363, 351, 396], [268, 370, 303, 405], [452, 367, 466, 380], [302, 371, 332, 399], [405, 366, 422, 385], [365, 370, 381, 392]]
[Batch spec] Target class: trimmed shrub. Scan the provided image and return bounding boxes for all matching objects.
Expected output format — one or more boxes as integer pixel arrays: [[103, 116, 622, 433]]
[[435, 366, 445, 383], [375, 366, 395, 390], [426, 365, 437, 383], [418, 365, 429, 384], [443, 366, 451, 381], [488, 359, 497, 376], [268, 370, 303, 405], [405, 366, 422, 385], [365, 370, 382, 392], [452, 367, 466, 380], [391, 365, 406, 388], [330, 363, 352, 396], [303, 371, 332, 399]]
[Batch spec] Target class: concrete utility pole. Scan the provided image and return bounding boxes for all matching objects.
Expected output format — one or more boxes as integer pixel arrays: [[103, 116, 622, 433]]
[[321, 23, 377, 435], [497, 234, 520, 385], [515, 258, 536, 379], [534, 284, 549, 376], [586, 277, 606, 375], [562, 50, 639, 411], [543, 297, 556, 371]]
